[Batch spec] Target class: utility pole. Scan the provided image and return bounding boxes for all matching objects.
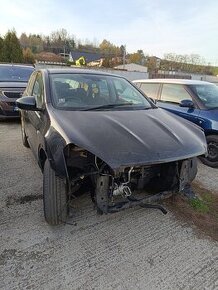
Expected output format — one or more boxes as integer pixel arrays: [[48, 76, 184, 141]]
[[63, 38, 66, 58], [123, 45, 126, 69]]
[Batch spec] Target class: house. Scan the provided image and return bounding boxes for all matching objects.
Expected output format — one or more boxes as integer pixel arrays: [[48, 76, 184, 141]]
[[69, 51, 104, 66], [35, 52, 64, 63]]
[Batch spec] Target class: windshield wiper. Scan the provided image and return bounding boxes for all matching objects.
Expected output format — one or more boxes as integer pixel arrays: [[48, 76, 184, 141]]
[[82, 102, 134, 111]]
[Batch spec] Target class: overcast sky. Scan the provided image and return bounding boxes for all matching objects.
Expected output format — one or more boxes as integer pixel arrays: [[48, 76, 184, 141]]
[[0, 0, 218, 64]]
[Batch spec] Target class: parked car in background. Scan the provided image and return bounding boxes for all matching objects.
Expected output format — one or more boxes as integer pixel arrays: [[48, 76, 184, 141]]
[[0, 64, 34, 119], [16, 69, 206, 225], [133, 79, 218, 168]]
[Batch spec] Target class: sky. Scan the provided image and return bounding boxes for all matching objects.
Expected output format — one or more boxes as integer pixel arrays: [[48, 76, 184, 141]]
[[0, 0, 218, 65]]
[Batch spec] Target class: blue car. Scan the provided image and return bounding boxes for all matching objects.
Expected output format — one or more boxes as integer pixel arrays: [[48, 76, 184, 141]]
[[133, 79, 218, 168]]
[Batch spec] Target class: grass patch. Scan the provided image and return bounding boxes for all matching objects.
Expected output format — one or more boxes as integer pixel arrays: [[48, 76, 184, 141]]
[[189, 198, 209, 213], [165, 183, 218, 241], [201, 192, 214, 203]]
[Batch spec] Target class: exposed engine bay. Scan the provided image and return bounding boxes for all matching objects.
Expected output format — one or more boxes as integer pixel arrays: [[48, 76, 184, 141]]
[[64, 144, 197, 214]]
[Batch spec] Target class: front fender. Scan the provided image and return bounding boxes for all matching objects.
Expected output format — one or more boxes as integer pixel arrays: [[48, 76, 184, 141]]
[[179, 158, 197, 191], [45, 127, 68, 178]]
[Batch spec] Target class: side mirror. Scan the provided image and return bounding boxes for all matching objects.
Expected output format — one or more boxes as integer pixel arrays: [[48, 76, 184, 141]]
[[16, 96, 40, 111], [149, 97, 157, 104], [179, 99, 194, 108]]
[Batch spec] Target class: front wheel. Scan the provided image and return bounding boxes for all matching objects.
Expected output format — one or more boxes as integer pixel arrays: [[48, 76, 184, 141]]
[[199, 135, 218, 168], [43, 159, 69, 225]]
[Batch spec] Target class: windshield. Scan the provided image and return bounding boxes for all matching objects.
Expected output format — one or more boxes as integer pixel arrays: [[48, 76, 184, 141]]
[[49, 73, 152, 110], [0, 65, 34, 82], [189, 84, 218, 109]]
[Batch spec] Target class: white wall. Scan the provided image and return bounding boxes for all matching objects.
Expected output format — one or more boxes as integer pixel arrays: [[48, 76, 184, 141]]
[[191, 74, 218, 84], [98, 68, 149, 81]]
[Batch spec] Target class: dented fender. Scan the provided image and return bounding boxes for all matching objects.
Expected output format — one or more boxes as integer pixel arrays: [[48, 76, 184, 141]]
[[44, 127, 68, 178]]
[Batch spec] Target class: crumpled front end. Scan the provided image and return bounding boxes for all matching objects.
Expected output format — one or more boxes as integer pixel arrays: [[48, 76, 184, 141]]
[[47, 108, 207, 215], [63, 144, 198, 214]]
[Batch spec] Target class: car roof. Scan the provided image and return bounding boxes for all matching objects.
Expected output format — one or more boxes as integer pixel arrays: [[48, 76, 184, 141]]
[[0, 63, 34, 69], [132, 78, 212, 85], [41, 68, 123, 78]]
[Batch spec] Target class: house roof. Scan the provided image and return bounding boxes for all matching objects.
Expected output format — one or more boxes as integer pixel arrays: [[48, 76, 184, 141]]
[[70, 51, 103, 63], [35, 52, 63, 62]]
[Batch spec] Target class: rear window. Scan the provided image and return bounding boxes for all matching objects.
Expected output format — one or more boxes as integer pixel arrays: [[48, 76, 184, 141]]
[[0, 66, 34, 82]]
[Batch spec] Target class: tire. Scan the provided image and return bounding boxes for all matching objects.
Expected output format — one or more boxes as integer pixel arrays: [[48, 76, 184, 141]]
[[188, 157, 197, 182], [199, 135, 218, 168], [43, 159, 68, 225], [21, 117, 29, 148]]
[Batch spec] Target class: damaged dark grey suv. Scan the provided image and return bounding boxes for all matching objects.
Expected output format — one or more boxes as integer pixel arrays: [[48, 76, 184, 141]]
[[16, 69, 207, 225]]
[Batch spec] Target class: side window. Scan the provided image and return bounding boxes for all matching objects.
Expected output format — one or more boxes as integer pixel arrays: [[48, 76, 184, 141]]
[[24, 72, 37, 96], [114, 79, 125, 92], [161, 84, 192, 104], [140, 83, 160, 99], [98, 80, 110, 98], [134, 82, 141, 88], [32, 74, 44, 108]]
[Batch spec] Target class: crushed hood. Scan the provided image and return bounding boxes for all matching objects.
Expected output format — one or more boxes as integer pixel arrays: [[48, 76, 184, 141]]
[[51, 107, 207, 169]]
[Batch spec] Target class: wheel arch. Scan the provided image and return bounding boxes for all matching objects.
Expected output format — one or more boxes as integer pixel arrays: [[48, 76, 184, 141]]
[[204, 130, 218, 137], [38, 147, 47, 171]]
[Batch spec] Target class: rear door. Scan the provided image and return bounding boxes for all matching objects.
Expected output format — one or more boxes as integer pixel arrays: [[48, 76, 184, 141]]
[[158, 83, 201, 125]]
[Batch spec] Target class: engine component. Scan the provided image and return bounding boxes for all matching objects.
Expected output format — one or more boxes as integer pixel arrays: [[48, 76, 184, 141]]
[[113, 184, 132, 197]]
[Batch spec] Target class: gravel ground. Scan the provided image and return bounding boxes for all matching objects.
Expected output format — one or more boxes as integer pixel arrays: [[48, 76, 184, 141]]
[[195, 162, 218, 194], [0, 121, 218, 290]]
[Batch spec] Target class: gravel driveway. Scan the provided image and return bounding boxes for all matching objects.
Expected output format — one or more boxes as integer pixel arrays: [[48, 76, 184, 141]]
[[195, 162, 218, 194], [0, 121, 218, 290]]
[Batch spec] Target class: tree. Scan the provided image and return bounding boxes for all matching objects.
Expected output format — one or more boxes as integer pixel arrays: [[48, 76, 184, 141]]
[[0, 36, 3, 61], [101, 57, 113, 67], [20, 33, 44, 53], [99, 39, 121, 56], [45, 29, 76, 54], [161, 52, 215, 75], [50, 29, 68, 53], [42, 36, 51, 51], [129, 52, 141, 64], [28, 34, 43, 53], [23, 48, 35, 64], [128, 50, 146, 65], [2, 30, 23, 63], [19, 33, 29, 48]]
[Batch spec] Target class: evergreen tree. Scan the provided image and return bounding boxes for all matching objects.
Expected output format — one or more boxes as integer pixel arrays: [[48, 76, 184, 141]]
[[2, 30, 23, 63], [0, 36, 3, 61]]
